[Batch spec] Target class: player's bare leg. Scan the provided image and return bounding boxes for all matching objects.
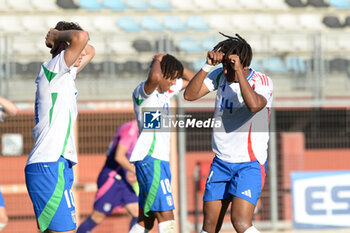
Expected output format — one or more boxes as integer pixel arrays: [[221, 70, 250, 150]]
[[125, 202, 139, 218], [154, 210, 174, 222], [231, 196, 258, 233], [0, 206, 8, 231], [90, 210, 106, 224], [137, 213, 156, 230], [154, 210, 175, 232], [125, 202, 139, 229], [202, 198, 231, 233]]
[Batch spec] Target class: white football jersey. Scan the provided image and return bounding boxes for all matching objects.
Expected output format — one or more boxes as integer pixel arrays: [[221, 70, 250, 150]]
[[130, 78, 183, 162], [204, 68, 273, 164], [27, 50, 79, 165]]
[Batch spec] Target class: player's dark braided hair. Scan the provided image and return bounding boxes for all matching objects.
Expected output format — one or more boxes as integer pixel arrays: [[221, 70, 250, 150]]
[[213, 32, 253, 67], [160, 54, 184, 80], [50, 21, 84, 57]]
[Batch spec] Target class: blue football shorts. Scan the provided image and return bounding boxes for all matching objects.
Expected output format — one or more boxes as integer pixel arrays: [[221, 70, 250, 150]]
[[25, 156, 76, 232], [135, 156, 175, 217], [203, 156, 267, 205]]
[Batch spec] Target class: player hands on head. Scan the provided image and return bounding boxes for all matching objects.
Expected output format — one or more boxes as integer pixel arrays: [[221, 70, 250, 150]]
[[184, 32, 273, 233], [129, 53, 194, 233], [208, 33, 252, 82], [146, 53, 185, 94], [45, 21, 93, 71], [25, 21, 95, 233]]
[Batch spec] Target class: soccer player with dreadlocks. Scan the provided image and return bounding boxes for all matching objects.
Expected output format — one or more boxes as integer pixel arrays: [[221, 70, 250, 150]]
[[184, 33, 273, 233], [129, 53, 194, 233]]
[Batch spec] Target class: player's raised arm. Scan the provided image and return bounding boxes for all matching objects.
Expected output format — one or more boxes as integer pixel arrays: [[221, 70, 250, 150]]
[[184, 51, 224, 101], [180, 67, 195, 91], [77, 43, 95, 73], [45, 28, 89, 68], [229, 54, 267, 113], [0, 97, 18, 121], [144, 53, 165, 95], [115, 144, 136, 175]]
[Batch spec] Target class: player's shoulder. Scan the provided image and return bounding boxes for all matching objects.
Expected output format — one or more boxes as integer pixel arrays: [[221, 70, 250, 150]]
[[208, 67, 224, 78], [206, 67, 224, 87], [116, 121, 132, 137], [118, 121, 138, 141], [251, 70, 273, 87], [133, 81, 145, 99], [41, 50, 68, 76], [122, 120, 138, 131], [167, 78, 183, 95]]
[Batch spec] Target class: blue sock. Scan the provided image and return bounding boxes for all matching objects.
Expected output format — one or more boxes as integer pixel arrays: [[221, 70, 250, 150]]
[[77, 216, 97, 233], [130, 217, 138, 230]]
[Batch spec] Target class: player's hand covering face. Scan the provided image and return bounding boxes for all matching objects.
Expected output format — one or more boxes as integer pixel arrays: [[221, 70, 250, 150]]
[[45, 28, 60, 48], [207, 51, 225, 66], [227, 54, 244, 71], [45, 28, 69, 56], [222, 54, 246, 82]]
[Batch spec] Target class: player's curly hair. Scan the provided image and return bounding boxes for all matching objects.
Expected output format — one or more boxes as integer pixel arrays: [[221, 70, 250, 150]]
[[160, 54, 184, 80], [213, 32, 253, 67], [54, 21, 83, 31]]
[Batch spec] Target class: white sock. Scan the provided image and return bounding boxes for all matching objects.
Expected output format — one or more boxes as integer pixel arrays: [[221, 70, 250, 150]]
[[244, 226, 260, 233], [129, 223, 150, 233], [0, 222, 7, 231], [158, 220, 175, 233], [200, 229, 208, 233]]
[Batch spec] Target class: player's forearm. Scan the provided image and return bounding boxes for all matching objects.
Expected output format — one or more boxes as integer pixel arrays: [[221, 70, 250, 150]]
[[85, 44, 95, 57], [144, 59, 162, 95], [56, 30, 88, 45], [116, 156, 136, 174], [238, 72, 266, 113], [77, 44, 95, 73], [182, 67, 195, 82], [149, 60, 162, 82], [0, 97, 18, 117], [183, 70, 207, 101]]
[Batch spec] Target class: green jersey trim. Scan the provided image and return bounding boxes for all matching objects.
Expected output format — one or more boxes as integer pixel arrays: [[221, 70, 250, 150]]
[[147, 130, 156, 156], [143, 159, 161, 217], [133, 93, 144, 106], [37, 162, 65, 232], [215, 71, 223, 88], [49, 93, 58, 126], [42, 65, 58, 83]]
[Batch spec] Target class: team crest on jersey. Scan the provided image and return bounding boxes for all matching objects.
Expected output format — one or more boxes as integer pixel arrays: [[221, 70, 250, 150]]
[[166, 195, 173, 206], [71, 210, 76, 223]]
